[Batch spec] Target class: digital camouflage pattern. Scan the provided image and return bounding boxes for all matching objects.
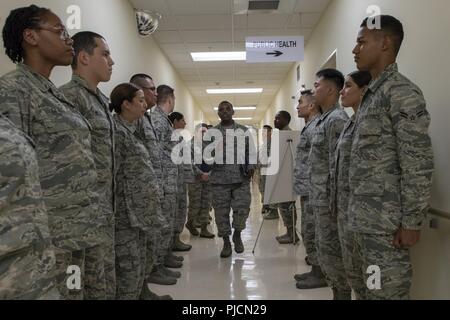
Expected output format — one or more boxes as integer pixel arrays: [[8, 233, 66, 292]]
[[60, 75, 116, 300], [0, 115, 59, 300], [309, 103, 350, 293]]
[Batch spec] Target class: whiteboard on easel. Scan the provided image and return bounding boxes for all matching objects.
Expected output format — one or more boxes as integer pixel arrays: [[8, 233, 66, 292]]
[[262, 130, 301, 205]]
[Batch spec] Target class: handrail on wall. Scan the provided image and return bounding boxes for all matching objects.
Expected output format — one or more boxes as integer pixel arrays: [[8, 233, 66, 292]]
[[429, 207, 450, 221]]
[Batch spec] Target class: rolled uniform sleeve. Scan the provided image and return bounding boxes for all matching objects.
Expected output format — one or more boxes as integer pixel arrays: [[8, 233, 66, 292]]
[[389, 85, 434, 230]]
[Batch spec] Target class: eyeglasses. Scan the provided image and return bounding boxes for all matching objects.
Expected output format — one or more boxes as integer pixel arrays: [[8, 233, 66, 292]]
[[36, 25, 71, 41]]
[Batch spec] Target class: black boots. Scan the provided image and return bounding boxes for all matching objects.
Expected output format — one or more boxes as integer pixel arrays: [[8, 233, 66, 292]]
[[232, 231, 244, 254], [220, 237, 232, 258], [295, 265, 328, 289], [221, 231, 244, 258]]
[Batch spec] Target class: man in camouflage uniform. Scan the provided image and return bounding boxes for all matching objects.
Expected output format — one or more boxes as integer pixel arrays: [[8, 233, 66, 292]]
[[0, 7, 102, 300], [60, 31, 115, 300], [292, 90, 326, 289], [149, 85, 182, 274], [186, 123, 215, 238], [349, 15, 434, 300], [131, 74, 177, 297], [273, 111, 299, 244], [0, 114, 60, 300], [208, 101, 255, 258], [302, 69, 351, 299]]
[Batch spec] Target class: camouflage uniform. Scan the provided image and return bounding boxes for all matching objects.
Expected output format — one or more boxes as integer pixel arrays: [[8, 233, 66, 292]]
[[0, 115, 59, 300], [293, 114, 321, 266], [330, 115, 366, 299], [309, 103, 350, 294], [113, 114, 163, 299], [209, 122, 253, 238], [348, 64, 434, 300], [60, 75, 116, 300], [174, 138, 198, 235], [188, 138, 212, 227], [135, 112, 168, 279], [150, 106, 179, 263], [0, 64, 102, 300]]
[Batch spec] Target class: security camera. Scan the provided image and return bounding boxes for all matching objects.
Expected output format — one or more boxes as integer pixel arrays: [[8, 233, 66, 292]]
[[135, 10, 161, 37]]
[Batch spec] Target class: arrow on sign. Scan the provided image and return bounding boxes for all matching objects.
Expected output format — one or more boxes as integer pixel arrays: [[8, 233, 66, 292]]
[[266, 50, 283, 57]]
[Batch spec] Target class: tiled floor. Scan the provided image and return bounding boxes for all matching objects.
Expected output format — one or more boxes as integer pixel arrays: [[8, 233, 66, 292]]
[[149, 182, 332, 300]]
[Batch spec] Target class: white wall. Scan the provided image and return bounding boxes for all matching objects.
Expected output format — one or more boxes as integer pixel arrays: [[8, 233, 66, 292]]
[[0, 0, 203, 132], [261, 0, 450, 299]]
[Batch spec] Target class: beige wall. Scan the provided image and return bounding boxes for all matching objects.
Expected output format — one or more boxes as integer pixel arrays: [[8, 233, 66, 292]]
[[0, 0, 204, 132], [261, 0, 450, 299]]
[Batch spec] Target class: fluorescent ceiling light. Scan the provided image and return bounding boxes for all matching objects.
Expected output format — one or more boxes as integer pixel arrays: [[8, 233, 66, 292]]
[[191, 51, 246, 62], [207, 88, 263, 94], [214, 106, 257, 111]]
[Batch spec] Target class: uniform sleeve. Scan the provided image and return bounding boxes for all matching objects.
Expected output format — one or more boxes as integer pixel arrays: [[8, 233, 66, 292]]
[[62, 87, 90, 117], [0, 85, 32, 136], [389, 85, 434, 230], [0, 141, 42, 256], [328, 117, 347, 177]]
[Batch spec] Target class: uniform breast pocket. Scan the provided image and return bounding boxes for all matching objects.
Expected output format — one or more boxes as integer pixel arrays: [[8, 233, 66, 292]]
[[298, 137, 308, 150], [312, 130, 325, 146], [355, 117, 383, 161]]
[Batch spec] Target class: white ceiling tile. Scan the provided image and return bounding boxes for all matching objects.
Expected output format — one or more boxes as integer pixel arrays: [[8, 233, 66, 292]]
[[176, 15, 232, 30], [165, 52, 193, 62], [142, 0, 330, 118], [157, 15, 179, 31], [153, 31, 183, 43], [187, 42, 245, 52], [167, 0, 231, 15], [300, 13, 321, 28], [233, 14, 248, 29], [247, 13, 291, 29], [294, 0, 331, 13], [180, 30, 232, 43]]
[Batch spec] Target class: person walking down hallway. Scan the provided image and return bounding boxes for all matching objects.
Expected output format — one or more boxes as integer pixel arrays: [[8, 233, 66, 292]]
[[208, 101, 255, 258]]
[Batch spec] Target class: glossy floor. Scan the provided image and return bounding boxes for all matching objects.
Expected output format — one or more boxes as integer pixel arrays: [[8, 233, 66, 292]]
[[149, 183, 333, 300]]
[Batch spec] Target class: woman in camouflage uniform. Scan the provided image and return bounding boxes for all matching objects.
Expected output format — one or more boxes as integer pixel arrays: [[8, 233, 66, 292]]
[[110, 83, 163, 300]]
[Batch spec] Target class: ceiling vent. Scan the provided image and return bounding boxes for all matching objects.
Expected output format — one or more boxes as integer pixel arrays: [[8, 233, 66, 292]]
[[248, 0, 280, 11]]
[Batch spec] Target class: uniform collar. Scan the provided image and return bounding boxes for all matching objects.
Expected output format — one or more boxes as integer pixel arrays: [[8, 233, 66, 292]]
[[71, 74, 109, 103], [217, 120, 237, 130], [17, 63, 75, 106], [320, 102, 341, 121], [17, 63, 54, 93], [304, 113, 320, 129], [281, 125, 291, 131], [115, 114, 137, 134], [367, 63, 398, 93]]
